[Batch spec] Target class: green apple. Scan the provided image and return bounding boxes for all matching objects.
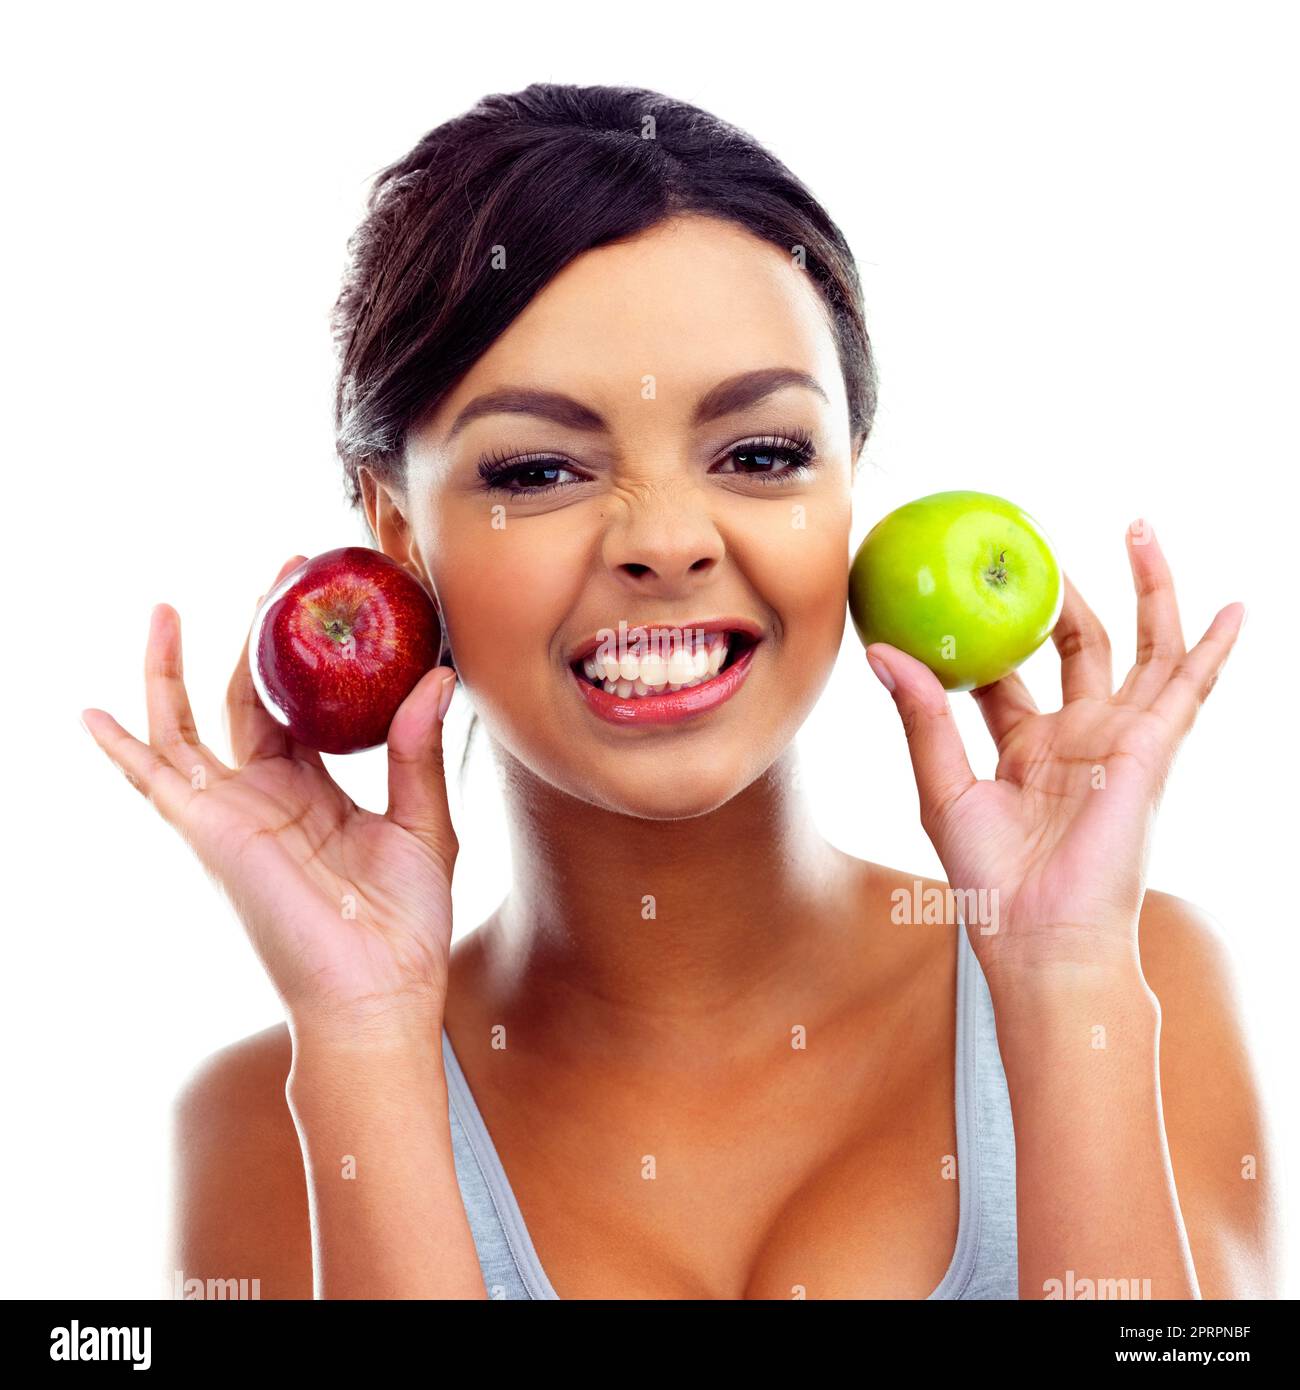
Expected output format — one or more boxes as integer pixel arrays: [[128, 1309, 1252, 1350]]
[[848, 490, 1064, 691]]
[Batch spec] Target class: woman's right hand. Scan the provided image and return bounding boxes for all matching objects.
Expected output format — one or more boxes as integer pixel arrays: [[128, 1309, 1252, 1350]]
[[81, 555, 461, 1046]]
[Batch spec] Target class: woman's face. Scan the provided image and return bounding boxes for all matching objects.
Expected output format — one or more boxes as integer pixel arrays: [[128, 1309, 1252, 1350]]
[[379, 213, 857, 818]]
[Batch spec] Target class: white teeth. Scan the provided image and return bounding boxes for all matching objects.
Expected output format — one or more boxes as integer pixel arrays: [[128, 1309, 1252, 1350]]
[[665, 647, 695, 686], [581, 630, 742, 698], [578, 633, 734, 692], [640, 653, 668, 688], [583, 631, 745, 695]]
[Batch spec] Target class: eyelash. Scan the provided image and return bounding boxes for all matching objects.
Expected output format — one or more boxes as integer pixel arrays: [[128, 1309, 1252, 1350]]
[[476, 428, 819, 497]]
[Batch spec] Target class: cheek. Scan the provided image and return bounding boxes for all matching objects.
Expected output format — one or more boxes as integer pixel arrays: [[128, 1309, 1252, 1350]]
[[431, 521, 576, 682], [737, 495, 851, 655]]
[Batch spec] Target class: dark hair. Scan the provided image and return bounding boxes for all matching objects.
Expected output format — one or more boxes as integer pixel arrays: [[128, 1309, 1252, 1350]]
[[330, 82, 879, 782]]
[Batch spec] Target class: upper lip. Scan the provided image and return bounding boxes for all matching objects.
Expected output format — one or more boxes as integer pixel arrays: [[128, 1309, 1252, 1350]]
[[567, 617, 764, 667]]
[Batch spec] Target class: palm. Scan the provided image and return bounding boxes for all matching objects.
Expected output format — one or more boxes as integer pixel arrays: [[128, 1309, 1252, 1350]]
[[934, 697, 1170, 972], [184, 755, 455, 1019], [866, 523, 1244, 982], [81, 554, 460, 1033]]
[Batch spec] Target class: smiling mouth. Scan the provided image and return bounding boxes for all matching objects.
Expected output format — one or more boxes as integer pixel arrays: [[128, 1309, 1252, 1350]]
[[570, 630, 760, 699]]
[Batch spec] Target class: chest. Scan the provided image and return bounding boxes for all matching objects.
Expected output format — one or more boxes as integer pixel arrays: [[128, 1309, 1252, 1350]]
[[451, 1027, 960, 1300]]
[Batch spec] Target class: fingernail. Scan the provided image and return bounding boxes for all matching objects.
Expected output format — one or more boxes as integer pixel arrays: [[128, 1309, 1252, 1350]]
[[437, 673, 457, 722], [867, 653, 896, 693]]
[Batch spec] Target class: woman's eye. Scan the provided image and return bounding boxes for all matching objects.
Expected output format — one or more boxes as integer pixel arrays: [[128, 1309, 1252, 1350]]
[[713, 436, 818, 483], [477, 434, 818, 498], [477, 460, 585, 496]]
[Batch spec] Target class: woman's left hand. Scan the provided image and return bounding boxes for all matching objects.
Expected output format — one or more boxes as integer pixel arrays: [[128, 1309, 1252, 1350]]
[[864, 519, 1245, 993]]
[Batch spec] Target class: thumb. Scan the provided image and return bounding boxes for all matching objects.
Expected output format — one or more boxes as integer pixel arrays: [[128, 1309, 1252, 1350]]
[[866, 644, 976, 836], [385, 665, 460, 869]]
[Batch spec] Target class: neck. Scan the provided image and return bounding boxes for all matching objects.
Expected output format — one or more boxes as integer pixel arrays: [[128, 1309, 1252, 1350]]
[[474, 742, 870, 1060]]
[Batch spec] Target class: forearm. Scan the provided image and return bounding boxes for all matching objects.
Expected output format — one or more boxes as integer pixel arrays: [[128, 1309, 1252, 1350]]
[[991, 969, 1200, 1300], [285, 1029, 488, 1299]]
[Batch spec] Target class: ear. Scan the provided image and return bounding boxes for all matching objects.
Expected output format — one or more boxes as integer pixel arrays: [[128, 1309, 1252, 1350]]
[[358, 465, 412, 558], [357, 465, 455, 673]]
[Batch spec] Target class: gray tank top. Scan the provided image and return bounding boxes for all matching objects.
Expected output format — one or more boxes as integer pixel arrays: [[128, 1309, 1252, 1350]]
[[442, 924, 1019, 1298]]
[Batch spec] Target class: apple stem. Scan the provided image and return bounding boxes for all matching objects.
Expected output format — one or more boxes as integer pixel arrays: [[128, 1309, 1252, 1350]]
[[984, 548, 1009, 587]]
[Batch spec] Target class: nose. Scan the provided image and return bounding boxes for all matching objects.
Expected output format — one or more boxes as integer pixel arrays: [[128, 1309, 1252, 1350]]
[[600, 484, 725, 595]]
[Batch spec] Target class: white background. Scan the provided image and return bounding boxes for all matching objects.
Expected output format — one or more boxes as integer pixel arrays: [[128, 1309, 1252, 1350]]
[[3, 0, 1296, 1298]]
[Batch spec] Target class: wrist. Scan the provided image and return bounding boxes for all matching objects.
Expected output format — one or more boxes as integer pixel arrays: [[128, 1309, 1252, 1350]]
[[287, 1005, 445, 1087], [286, 1030, 449, 1116], [978, 920, 1151, 1013], [984, 959, 1156, 1017], [987, 966, 1161, 1085], [288, 991, 445, 1056]]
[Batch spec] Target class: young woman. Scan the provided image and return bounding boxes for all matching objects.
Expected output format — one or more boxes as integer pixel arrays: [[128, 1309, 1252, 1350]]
[[82, 83, 1278, 1300]]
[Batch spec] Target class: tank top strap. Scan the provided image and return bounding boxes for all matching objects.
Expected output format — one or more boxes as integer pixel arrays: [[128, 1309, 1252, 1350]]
[[927, 923, 1019, 1299], [443, 1029, 558, 1300]]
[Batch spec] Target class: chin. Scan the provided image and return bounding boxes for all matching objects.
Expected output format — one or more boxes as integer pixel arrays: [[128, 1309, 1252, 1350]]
[[582, 751, 767, 821]]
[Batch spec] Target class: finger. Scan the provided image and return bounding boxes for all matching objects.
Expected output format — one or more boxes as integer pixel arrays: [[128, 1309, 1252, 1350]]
[[1116, 520, 1187, 706], [144, 605, 231, 781], [81, 706, 195, 821], [969, 669, 1039, 748], [226, 556, 322, 768], [386, 665, 459, 872], [866, 644, 977, 837], [1052, 572, 1113, 703], [1148, 603, 1245, 742], [227, 603, 292, 766]]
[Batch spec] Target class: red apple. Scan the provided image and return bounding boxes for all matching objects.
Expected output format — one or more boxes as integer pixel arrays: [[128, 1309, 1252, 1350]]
[[249, 547, 443, 754]]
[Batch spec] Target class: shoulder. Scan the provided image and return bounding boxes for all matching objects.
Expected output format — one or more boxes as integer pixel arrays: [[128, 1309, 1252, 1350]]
[[1135, 890, 1283, 1298], [171, 1022, 313, 1299]]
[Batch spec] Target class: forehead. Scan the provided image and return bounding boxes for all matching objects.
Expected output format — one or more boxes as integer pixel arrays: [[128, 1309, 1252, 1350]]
[[432, 214, 843, 427]]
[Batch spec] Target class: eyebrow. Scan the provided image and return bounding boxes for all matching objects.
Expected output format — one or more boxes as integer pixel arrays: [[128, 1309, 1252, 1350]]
[[443, 367, 830, 442]]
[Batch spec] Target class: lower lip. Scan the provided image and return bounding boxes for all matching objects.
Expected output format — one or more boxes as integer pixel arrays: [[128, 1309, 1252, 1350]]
[[571, 643, 760, 726]]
